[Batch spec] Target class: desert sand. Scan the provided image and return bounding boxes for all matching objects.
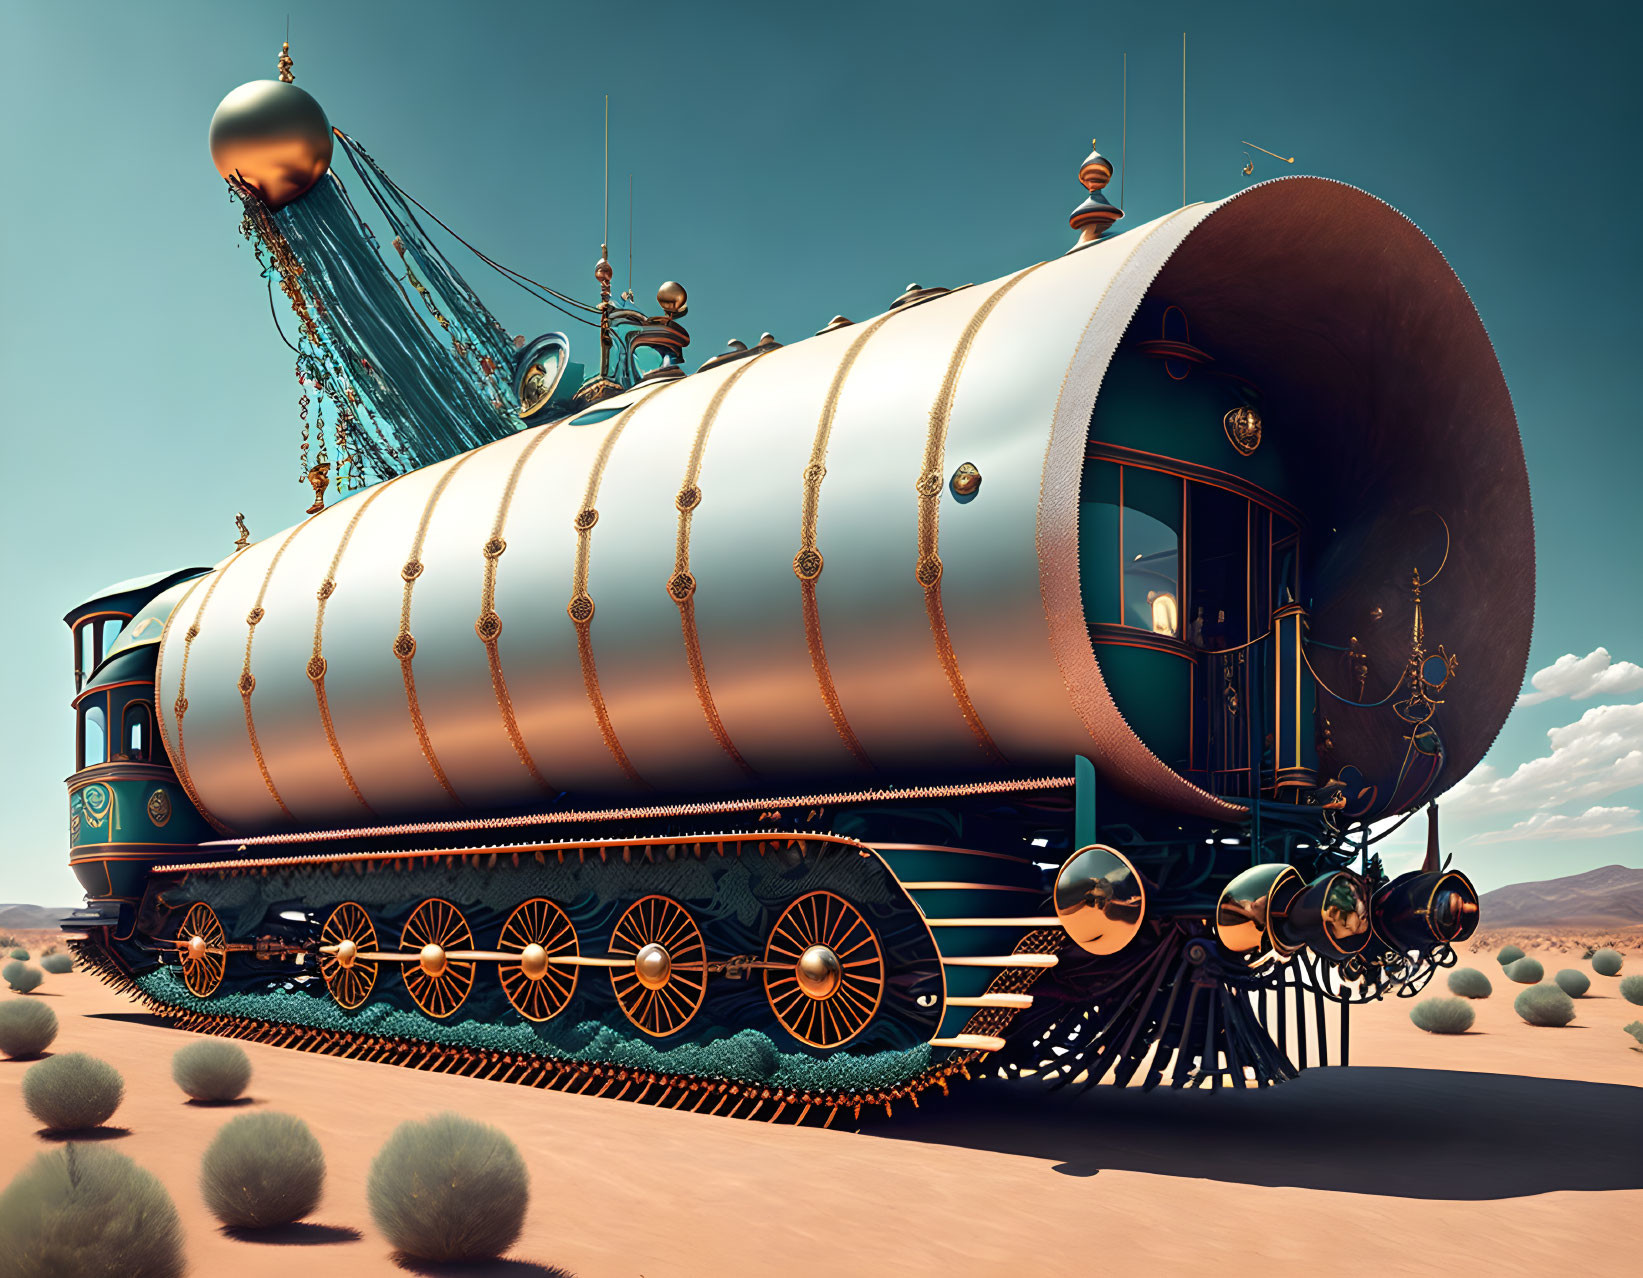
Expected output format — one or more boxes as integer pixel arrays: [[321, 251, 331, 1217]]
[[3, 939, 1641, 1278]]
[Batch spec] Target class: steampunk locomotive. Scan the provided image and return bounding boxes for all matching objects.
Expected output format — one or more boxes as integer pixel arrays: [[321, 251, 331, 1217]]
[[61, 54, 1531, 1122]]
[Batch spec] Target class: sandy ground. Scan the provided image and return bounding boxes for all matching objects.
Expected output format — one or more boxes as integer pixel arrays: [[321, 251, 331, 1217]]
[[3, 944, 1641, 1278]]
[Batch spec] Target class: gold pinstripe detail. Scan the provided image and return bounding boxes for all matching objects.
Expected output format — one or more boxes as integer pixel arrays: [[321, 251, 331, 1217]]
[[916, 264, 1047, 765], [796, 313, 900, 767], [669, 355, 769, 779], [310, 475, 407, 815]]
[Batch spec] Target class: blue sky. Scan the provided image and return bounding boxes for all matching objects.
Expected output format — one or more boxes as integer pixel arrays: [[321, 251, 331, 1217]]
[[2, 0, 1639, 903]]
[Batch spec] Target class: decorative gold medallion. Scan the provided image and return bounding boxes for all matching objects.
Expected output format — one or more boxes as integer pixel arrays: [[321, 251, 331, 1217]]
[[793, 548, 824, 581], [667, 571, 696, 602], [1223, 405, 1263, 456], [676, 485, 701, 512], [567, 593, 594, 624], [146, 788, 172, 828], [573, 508, 599, 532], [392, 632, 417, 660], [475, 611, 503, 642], [307, 655, 327, 681]]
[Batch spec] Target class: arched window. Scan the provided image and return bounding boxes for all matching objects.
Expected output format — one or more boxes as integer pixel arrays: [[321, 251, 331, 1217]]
[[81, 705, 107, 771], [122, 701, 153, 762]]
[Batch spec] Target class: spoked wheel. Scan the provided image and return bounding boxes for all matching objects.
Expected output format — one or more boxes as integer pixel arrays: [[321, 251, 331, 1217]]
[[319, 902, 379, 1011], [498, 898, 579, 1022], [608, 896, 706, 1038], [764, 891, 884, 1047], [176, 901, 226, 998], [400, 898, 475, 1019]]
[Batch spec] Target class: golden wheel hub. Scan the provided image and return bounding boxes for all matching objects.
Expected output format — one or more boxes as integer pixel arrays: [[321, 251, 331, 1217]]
[[520, 943, 549, 981], [634, 942, 672, 991], [795, 944, 842, 1000], [334, 938, 358, 969], [187, 934, 208, 962], [419, 943, 448, 977]]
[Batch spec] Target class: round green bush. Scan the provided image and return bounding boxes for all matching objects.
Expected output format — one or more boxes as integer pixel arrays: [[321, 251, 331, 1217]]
[[1624, 1020, 1643, 1046], [171, 1040, 251, 1102], [1503, 957, 1544, 984], [1554, 968, 1591, 997], [1514, 983, 1577, 1027], [40, 953, 73, 975], [1495, 944, 1525, 966], [1620, 975, 1643, 1006], [1592, 948, 1624, 977], [1409, 996, 1475, 1034], [22, 1053, 125, 1132], [0, 1144, 183, 1278], [4, 960, 43, 993], [1446, 967, 1493, 999], [0, 998, 59, 1059], [200, 1112, 324, 1229], [8, 947, 28, 961], [368, 1113, 529, 1262]]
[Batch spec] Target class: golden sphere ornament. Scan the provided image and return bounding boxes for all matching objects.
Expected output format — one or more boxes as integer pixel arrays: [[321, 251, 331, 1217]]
[[208, 79, 333, 209]]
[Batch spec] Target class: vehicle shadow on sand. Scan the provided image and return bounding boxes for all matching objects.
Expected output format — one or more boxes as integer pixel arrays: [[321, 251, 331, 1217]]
[[866, 1065, 1643, 1198]]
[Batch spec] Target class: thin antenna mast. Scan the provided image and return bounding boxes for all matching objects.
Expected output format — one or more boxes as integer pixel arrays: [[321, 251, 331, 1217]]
[[1181, 33, 1187, 207], [603, 95, 609, 250], [1121, 53, 1127, 210], [627, 174, 634, 302]]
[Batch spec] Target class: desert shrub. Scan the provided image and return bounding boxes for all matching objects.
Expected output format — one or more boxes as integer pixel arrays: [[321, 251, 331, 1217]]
[[1409, 997, 1475, 1034], [1503, 957, 1544, 984], [1554, 968, 1591, 997], [368, 1113, 529, 1262], [171, 1040, 251, 1102], [0, 1144, 184, 1278], [1447, 967, 1493, 999], [22, 1053, 124, 1132], [4, 962, 44, 994], [8, 947, 28, 961], [1495, 944, 1525, 965], [1592, 948, 1624, 976], [1625, 1021, 1643, 1046], [40, 953, 73, 975], [200, 1112, 324, 1229], [1619, 975, 1643, 1006], [0, 999, 59, 1059], [0, 934, 17, 948], [1514, 983, 1576, 1027]]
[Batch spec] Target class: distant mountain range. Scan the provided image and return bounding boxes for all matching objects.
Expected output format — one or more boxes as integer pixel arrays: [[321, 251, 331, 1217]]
[[0, 904, 77, 931], [1478, 864, 1643, 928]]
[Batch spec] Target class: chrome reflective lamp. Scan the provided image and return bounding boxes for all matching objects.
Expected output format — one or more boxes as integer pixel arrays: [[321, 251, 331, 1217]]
[[55, 43, 1533, 1123]]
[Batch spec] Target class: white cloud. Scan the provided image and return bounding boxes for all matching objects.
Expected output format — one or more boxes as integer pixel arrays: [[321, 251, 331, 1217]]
[[1467, 805, 1643, 845], [1442, 700, 1643, 814], [1517, 647, 1643, 707]]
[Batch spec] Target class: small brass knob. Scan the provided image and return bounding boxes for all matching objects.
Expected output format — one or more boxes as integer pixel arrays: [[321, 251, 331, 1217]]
[[335, 938, 358, 969], [950, 462, 981, 497], [520, 943, 549, 981], [187, 934, 208, 962], [419, 943, 448, 977], [796, 945, 842, 1000], [635, 942, 672, 990], [656, 280, 688, 316]]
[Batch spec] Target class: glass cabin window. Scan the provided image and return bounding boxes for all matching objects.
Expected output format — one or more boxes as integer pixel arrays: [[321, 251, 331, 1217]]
[[1078, 463, 1121, 623], [78, 623, 96, 684], [1120, 468, 1182, 636], [82, 705, 107, 770], [1187, 484, 1249, 649], [123, 701, 153, 762]]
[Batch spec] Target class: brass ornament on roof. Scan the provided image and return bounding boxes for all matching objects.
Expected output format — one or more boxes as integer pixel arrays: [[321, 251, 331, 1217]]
[[1068, 139, 1123, 247]]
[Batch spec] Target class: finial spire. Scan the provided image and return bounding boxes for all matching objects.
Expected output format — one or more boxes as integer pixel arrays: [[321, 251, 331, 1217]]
[[1068, 140, 1123, 248], [278, 40, 294, 83]]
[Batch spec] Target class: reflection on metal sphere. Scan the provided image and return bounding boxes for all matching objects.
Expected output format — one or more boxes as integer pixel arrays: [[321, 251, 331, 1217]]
[[796, 944, 843, 1000], [187, 934, 209, 961], [635, 941, 672, 990], [656, 280, 688, 316], [208, 79, 333, 209], [335, 938, 358, 969], [419, 943, 447, 977], [520, 942, 549, 981], [1053, 844, 1147, 955], [1215, 863, 1303, 955]]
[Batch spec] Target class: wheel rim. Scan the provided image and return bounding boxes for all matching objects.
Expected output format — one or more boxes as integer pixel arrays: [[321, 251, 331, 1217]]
[[609, 896, 706, 1037], [764, 891, 883, 1048], [319, 902, 378, 1010], [498, 898, 578, 1022], [176, 901, 226, 998], [400, 898, 475, 1018]]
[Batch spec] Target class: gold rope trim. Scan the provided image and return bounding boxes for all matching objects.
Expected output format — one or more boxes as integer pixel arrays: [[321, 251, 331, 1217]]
[[239, 519, 319, 821], [796, 313, 900, 766], [916, 264, 1047, 766], [479, 425, 561, 790], [311, 475, 406, 815], [153, 574, 229, 835], [397, 452, 484, 802], [173, 548, 256, 835], [670, 355, 769, 778]]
